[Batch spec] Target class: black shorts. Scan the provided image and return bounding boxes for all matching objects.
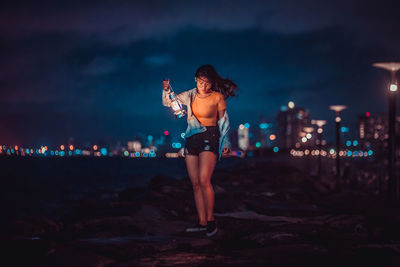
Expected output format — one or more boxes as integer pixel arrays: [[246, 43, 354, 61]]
[[184, 126, 220, 156]]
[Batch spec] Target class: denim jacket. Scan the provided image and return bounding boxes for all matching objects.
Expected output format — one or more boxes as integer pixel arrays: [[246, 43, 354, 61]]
[[162, 88, 231, 159]]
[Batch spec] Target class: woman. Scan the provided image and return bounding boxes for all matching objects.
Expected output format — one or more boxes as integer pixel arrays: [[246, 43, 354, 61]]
[[162, 64, 237, 237]]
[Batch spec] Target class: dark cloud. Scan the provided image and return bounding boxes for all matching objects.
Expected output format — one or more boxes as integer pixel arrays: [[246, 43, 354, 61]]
[[0, 0, 400, 145]]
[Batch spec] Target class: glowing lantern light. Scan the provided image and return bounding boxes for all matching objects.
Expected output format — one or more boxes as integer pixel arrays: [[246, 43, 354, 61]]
[[167, 82, 187, 118]]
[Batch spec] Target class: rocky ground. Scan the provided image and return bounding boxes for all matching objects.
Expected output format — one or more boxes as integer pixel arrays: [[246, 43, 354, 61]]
[[5, 158, 400, 266]]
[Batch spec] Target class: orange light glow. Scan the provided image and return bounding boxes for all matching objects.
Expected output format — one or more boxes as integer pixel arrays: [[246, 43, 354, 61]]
[[269, 134, 276, 141], [15, 145, 19, 150], [69, 145, 74, 150], [93, 145, 98, 150], [60, 145, 65, 150]]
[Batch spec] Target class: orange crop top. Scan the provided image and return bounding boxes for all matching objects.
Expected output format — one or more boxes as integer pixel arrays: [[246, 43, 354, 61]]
[[192, 91, 226, 126]]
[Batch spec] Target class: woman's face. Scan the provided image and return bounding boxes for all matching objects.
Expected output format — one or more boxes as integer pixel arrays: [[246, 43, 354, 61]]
[[195, 76, 212, 94]]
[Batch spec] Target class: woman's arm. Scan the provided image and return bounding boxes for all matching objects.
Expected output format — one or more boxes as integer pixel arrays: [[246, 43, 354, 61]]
[[217, 109, 225, 121]]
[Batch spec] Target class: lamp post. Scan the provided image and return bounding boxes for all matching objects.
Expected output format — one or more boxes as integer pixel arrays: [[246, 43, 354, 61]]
[[311, 120, 327, 177], [329, 105, 347, 190], [303, 126, 315, 174], [373, 62, 400, 201]]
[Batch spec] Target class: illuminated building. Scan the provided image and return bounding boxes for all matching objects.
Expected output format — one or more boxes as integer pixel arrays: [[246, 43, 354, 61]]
[[238, 124, 249, 151], [276, 102, 310, 149], [128, 141, 142, 152], [358, 112, 400, 150], [258, 122, 274, 148]]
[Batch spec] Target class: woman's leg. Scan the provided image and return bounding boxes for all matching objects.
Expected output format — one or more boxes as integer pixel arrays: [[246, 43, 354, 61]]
[[198, 151, 218, 221], [185, 154, 207, 225]]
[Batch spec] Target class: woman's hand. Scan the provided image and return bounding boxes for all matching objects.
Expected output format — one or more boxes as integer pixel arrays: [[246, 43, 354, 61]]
[[222, 147, 231, 157], [162, 79, 170, 91]]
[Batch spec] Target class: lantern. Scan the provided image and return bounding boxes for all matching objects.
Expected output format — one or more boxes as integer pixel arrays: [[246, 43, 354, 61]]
[[168, 83, 186, 118]]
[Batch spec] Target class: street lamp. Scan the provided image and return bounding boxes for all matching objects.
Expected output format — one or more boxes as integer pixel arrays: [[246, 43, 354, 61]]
[[373, 62, 400, 201], [329, 105, 347, 189], [311, 120, 327, 177], [303, 126, 315, 173]]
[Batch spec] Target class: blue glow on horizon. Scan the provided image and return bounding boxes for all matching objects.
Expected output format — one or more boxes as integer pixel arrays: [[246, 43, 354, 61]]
[[100, 148, 108, 156], [259, 123, 271, 129]]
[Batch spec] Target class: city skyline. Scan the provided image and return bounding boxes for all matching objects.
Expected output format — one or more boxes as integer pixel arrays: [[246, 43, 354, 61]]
[[0, 98, 397, 147]]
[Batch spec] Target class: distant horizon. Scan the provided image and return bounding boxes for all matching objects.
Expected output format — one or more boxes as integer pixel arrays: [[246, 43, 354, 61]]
[[1, 103, 392, 148]]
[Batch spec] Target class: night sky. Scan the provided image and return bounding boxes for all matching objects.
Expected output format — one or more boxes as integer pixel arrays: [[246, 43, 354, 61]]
[[1, 0, 400, 147]]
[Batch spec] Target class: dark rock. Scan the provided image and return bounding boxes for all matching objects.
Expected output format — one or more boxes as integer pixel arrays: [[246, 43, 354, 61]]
[[8, 216, 61, 237], [117, 187, 147, 201]]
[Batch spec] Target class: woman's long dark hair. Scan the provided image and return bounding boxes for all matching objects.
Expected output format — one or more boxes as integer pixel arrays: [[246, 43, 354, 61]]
[[195, 64, 237, 100]]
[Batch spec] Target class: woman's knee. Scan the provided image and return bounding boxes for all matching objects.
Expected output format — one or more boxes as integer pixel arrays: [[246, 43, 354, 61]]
[[199, 178, 211, 188], [191, 181, 201, 192]]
